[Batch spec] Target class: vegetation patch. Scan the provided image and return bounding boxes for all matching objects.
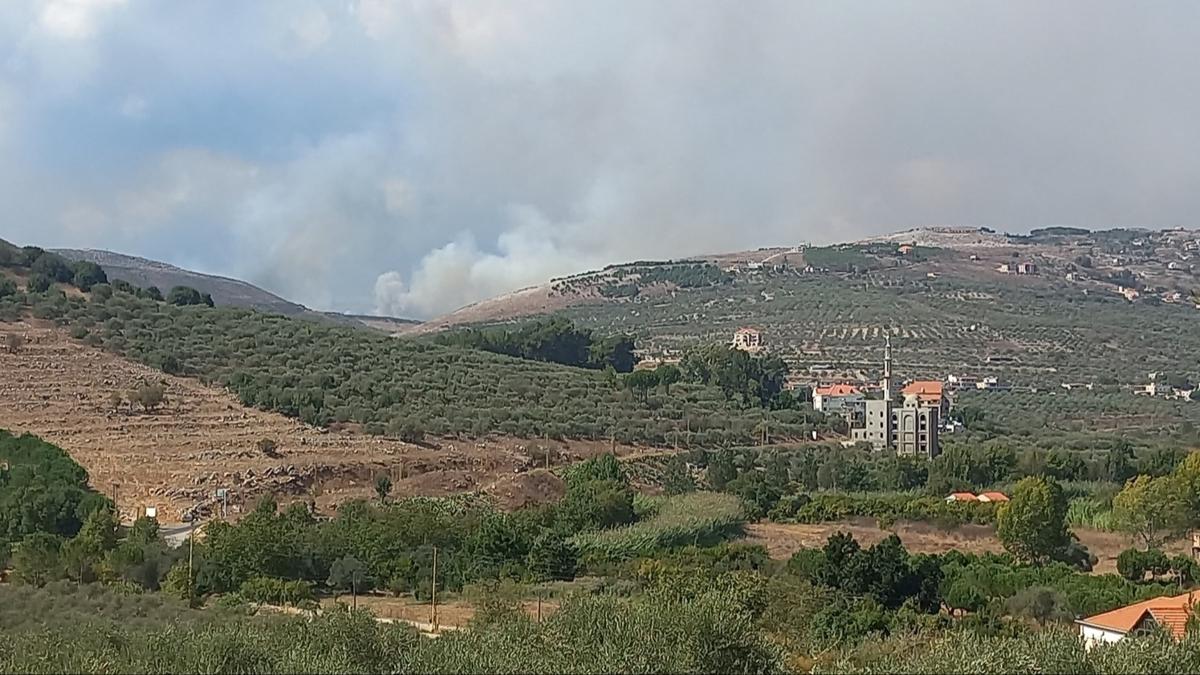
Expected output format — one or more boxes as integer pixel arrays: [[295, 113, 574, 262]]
[[572, 492, 746, 561]]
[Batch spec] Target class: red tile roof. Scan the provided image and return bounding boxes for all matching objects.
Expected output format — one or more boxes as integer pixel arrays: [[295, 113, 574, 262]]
[[1078, 592, 1200, 639], [902, 381, 945, 404], [815, 384, 861, 397], [979, 492, 1009, 502], [947, 492, 978, 502]]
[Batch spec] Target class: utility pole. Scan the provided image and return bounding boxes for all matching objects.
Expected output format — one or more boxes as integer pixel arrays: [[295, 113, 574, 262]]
[[430, 546, 439, 632], [187, 515, 196, 608]]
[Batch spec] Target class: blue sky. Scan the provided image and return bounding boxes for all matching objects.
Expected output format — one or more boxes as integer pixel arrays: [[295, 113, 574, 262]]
[[1, 1, 1198, 316]]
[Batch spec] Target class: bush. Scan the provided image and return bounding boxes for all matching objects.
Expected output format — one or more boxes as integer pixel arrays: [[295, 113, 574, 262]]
[[239, 577, 315, 606], [783, 492, 998, 528]]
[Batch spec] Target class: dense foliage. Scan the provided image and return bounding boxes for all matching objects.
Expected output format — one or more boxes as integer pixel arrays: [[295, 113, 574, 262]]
[[0, 430, 110, 552], [12, 287, 838, 444], [680, 342, 794, 408], [433, 316, 636, 372], [0, 587, 780, 674], [0, 245, 107, 293], [167, 456, 740, 602]]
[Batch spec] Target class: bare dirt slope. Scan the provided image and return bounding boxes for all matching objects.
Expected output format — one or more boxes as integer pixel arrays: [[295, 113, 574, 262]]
[[400, 284, 565, 335], [0, 321, 643, 520], [745, 519, 1190, 575]]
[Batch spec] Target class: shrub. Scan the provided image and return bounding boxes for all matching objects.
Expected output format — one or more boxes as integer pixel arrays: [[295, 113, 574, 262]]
[[239, 577, 315, 606]]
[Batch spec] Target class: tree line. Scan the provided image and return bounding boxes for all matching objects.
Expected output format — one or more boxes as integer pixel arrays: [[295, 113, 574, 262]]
[[434, 316, 637, 372], [16, 287, 838, 445]]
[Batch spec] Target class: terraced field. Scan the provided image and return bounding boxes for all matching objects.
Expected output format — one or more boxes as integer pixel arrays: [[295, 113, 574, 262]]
[[0, 321, 648, 520], [559, 266, 1184, 385]]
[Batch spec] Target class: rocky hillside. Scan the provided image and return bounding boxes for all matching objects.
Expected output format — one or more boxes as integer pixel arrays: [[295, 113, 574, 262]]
[[52, 248, 417, 330]]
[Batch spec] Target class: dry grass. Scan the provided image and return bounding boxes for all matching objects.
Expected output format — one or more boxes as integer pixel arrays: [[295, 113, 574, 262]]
[[744, 518, 1192, 575]]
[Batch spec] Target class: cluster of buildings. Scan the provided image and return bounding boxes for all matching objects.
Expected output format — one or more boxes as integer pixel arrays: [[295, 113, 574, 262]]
[[997, 261, 1039, 275], [813, 338, 945, 459], [1134, 372, 1197, 401]]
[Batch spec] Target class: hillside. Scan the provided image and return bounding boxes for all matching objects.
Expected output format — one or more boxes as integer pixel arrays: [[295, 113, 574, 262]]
[[0, 320, 656, 519], [423, 230, 1194, 371], [407, 227, 1200, 447], [52, 248, 306, 314], [52, 248, 417, 330]]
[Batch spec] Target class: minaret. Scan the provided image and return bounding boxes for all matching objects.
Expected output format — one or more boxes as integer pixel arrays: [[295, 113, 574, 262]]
[[882, 335, 893, 402]]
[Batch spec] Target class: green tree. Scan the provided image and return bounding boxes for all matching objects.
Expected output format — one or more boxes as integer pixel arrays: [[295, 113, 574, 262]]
[[1005, 586, 1072, 626], [1173, 453, 1200, 526], [706, 451, 737, 490], [662, 456, 695, 495], [327, 555, 372, 610], [1112, 475, 1187, 550], [62, 507, 118, 583], [656, 365, 682, 394], [566, 453, 625, 487], [167, 286, 205, 306], [996, 476, 1070, 564], [11, 533, 62, 586], [1117, 548, 1147, 582], [0, 277, 16, 299], [25, 274, 52, 293], [557, 480, 635, 531], [942, 577, 987, 616], [1104, 443, 1137, 484], [30, 253, 73, 283], [71, 261, 108, 291], [527, 532, 577, 582], [374, 475, 393, 504], [107, 517, 171, 590], [1170, 555, 1198, 587], [726, 471, 783, 520], [62, 532, 105, 583], [624, 369, 659, 403], [160, 560, 194, 601]]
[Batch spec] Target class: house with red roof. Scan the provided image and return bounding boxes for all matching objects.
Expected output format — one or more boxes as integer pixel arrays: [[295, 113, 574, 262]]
[[945, 492, 979, 503], [1077, 592, 1199, 648], [812, 383, 865, 425], [901, 380, 949, 416], [977, 492, 1009, 503]]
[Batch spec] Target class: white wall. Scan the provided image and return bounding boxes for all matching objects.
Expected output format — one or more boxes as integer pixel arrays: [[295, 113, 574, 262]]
[[1079, 624, 1125, 650]]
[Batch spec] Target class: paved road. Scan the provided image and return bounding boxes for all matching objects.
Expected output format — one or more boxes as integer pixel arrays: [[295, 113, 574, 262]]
[[159, 522, 198, 548]]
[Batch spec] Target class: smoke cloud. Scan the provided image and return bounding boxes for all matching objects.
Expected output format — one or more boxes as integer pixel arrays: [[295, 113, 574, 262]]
[[0, 1, 1198, 317]]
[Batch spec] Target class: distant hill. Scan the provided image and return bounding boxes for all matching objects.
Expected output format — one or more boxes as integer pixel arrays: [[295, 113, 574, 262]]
[[54, 248, 306, 314], [51, 248, 417, 331], [413, 226, 1200, 392]]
